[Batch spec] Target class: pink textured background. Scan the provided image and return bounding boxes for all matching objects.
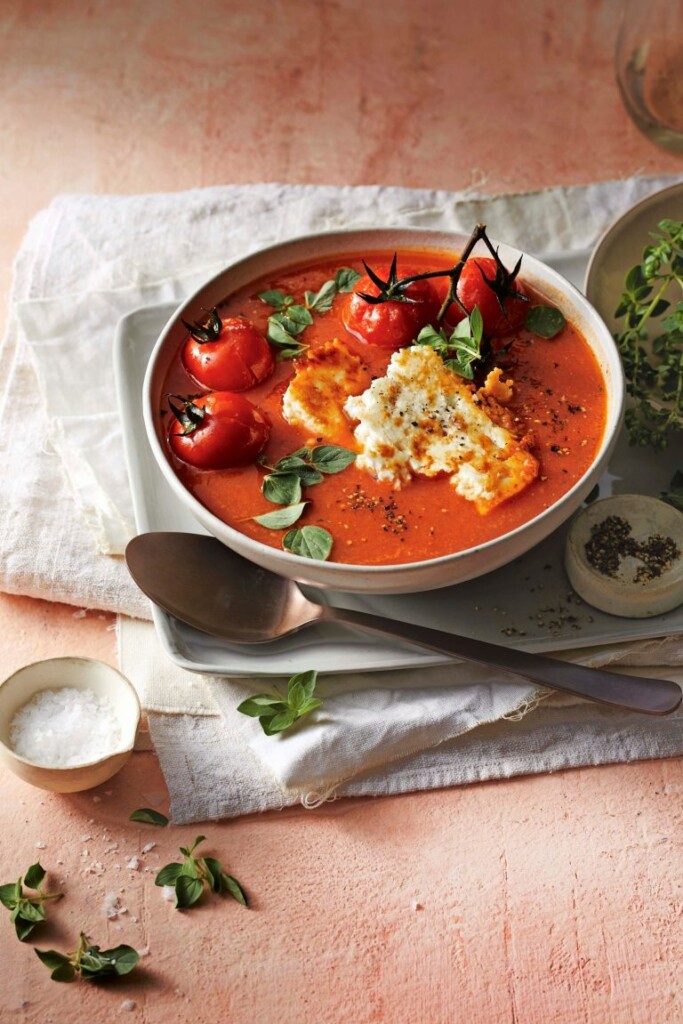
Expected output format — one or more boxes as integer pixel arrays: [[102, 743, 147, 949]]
[[0, 2, 682, 1021]]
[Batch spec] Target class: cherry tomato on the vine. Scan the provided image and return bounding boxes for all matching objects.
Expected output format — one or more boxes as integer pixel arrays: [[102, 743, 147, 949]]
[[168, 392, 270, 470], [444, 257, 528, 336], [343, 268, 440, 350], [182, 316, 274, 392]]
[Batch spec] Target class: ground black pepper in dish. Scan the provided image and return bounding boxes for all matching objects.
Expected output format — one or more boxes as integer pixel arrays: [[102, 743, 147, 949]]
[[584, 514, 681, 583]]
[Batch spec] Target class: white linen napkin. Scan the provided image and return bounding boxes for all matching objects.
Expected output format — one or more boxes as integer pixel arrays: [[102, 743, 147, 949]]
[[3, 176, 683, 821]]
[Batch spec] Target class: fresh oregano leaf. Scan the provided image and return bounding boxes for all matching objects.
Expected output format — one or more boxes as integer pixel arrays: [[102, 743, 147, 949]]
[[129, 808, 169, 827], [335, 267, 362, 292], [305, 279, 338, 313], [237, 670, 321, 736], [23, 863, 46, 890], [0, 882, 20, 909], [309, 445, 357, 474], [221, 874, 248, 906], [156, 838, 248, 912], [1, 865, 62, 941], [262, 472, 302, 506], [283, 526, 333, 560], [36, 934, 139, 983], [175, 875, 204, 909], [525, 304, 567, 339], [253, 502, 307, 529], [154, 863, 183, 886], [257, 289, 288, 310]]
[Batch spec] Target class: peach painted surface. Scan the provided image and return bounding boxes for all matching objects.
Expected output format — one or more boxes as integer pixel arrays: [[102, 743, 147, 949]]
[[0, 2, 681, 1021]]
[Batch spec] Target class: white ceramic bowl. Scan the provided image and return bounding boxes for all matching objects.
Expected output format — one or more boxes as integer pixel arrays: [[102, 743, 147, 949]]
[[143, 228, 624, 594], [0, 657, 140, 792]]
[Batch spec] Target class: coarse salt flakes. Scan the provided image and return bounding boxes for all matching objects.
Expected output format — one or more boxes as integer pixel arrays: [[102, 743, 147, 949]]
[[9, 687, 122, 767]]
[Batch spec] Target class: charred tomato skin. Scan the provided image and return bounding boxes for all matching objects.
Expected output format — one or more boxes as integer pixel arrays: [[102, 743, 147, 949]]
[[343, 270, 440, 350], [183, 317, 274, 392], [168, 391, 270, 470], [444, 257, 528, 336]]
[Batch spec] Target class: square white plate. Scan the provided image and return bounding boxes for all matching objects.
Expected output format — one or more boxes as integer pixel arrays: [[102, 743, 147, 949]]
[[114, 252, 683, 675]]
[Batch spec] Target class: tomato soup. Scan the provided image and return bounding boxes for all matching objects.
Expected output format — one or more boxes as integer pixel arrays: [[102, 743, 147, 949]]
[[160, 249, 607, 566]]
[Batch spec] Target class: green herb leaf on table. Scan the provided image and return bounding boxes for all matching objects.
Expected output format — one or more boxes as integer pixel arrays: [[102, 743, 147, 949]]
[[0, 864, 63, 942], [283, 525, 334, 560], [334, 267, 362, 293], [613, 218, 683, 450], [524, 305, 566, 339], [237, 670, 322, 736], [154, 837, 248, 911], [35, 933, 139, 983], [129, 808, 169, 827]]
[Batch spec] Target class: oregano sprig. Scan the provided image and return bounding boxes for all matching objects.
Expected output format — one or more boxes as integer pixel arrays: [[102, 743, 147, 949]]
[[258, 267, 361, 358], [35, 933, 139, 983], [0, 863, 63, 941], [253, 445, 356, 558], [237, 670, 322, 735], [155, 836, 247, 910], [415, 308, 484, 380]]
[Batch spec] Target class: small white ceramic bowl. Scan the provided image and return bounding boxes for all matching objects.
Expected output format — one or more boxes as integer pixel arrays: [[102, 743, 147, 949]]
[[143, 228, 624, 594], [0, 657, 140, 793]]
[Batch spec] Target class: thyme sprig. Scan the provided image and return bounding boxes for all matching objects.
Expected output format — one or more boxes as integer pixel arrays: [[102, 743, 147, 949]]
[[613, 218, 683, 449]]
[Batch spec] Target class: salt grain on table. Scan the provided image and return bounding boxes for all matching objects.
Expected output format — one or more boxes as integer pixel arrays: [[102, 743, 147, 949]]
[[9, 687, 122, 766]]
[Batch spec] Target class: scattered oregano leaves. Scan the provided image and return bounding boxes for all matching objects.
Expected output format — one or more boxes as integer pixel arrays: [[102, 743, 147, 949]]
[[35, 933, 139, 983], [237, 670, 322, 735], [0, 863, 63, 941], [154, 836, 247, 910], [129, 808, 169, 827], [254, 445, 356, 559], [258, 267, 362, 358]]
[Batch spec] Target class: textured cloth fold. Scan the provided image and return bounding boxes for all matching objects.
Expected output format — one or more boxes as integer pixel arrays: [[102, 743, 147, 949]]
[[3, 176, 683, 822]]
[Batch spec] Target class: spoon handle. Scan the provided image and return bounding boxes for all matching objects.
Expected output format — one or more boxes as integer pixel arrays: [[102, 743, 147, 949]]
[[322, 607, 681, 715]]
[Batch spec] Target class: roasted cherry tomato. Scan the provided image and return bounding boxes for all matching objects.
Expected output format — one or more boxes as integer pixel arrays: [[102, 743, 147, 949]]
[[343, 266, 440, 350], [444, 257, 528, 336], [182, 313, 274, 392], [167, 392, 270, 470]]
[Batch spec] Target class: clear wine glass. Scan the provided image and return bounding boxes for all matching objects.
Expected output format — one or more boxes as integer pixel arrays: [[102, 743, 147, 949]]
[[616, 0, 683, 153]]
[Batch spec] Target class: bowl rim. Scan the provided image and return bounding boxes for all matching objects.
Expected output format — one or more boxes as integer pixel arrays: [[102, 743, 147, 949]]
[[143, 226, 625, 579], [0, 656, 141, 771]]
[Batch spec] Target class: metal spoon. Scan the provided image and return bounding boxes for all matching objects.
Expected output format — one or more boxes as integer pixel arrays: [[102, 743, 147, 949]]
[[125, 532, 682, 716]]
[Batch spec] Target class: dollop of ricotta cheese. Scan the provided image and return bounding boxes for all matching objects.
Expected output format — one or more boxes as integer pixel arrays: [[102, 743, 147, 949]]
[[343, 346, 538, 514]]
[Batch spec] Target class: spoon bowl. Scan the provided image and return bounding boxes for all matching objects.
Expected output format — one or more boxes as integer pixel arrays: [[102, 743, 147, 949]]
[[126, 532, 682, 716]]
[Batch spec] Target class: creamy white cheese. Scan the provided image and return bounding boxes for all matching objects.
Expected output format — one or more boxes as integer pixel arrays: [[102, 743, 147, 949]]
[[343, 346, 538, 513]]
